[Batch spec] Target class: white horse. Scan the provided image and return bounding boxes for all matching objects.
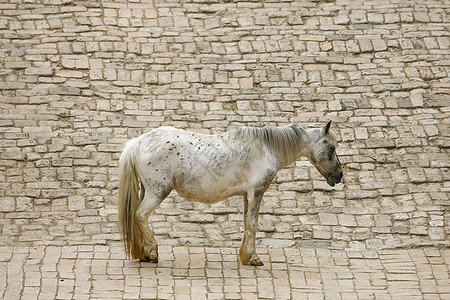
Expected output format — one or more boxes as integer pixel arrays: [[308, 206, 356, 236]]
[[118, 121, 343, 266]]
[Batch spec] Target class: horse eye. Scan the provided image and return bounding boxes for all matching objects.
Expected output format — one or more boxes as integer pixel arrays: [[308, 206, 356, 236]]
[[330, 145, 335, 152]]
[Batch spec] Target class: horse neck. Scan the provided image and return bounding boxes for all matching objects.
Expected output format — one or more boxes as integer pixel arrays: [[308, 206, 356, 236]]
[[276, 139, 306, 169], [279, 124, 323, 169], [232, 125, 310, 169]]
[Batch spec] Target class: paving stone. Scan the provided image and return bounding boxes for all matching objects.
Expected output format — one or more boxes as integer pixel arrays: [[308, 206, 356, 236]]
[[4, 245, 449, 298]]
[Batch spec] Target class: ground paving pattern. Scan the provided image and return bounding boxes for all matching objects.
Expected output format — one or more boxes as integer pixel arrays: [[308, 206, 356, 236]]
[[0, 0, 449, 299]]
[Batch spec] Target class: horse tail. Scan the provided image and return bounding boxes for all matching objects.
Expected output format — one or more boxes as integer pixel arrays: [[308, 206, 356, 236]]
[[118, 138, 142, 259]]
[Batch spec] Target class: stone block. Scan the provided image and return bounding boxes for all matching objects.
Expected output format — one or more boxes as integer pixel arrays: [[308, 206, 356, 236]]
[[352, 228, 370, 240], [428, 228, 445, 240], [52, 158, 73, 167], [0, 82, 26, 89], [372, 39, 387, 51], [179, 214, 215, 224], [414, 12, 430, 23], [338, 214, 357, 227], [407, 168, 426, 183], [98, 144, 123, 152], [349, 11, 367, 24], [89, 59, 103, 69], [313, 230, 332, 240], [1, 151, 25, 161], [158, 72, 171, 85], [410, 226, 427, 235], [365, 138, 395, 149], [298, 34, 326, 42], [0, 197, 15, 212], [319, 213, 338, 226], [5, 61, 31, 69], [340, 128, 355, 141], [56, 70, 83, 78], [358, 39, 373, 52], [334, 13, 350, 25], [25, 67, 54, 76], [200, 69, 214, 84]]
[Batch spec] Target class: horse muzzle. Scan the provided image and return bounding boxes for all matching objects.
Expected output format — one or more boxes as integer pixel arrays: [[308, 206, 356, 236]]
[[326, 170, 343, 187]]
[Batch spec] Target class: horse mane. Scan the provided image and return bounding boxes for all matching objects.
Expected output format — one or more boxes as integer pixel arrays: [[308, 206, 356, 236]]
[[235, 125, 304, 166]]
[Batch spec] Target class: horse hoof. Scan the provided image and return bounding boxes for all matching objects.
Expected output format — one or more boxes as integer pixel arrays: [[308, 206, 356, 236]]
[[244, 254, 264, 266], [249, 258, 264, 266], [140, 256, 158, 263]]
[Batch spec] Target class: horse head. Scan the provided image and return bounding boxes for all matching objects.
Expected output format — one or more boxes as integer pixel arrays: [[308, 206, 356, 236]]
[[303, 121, 343, 187]]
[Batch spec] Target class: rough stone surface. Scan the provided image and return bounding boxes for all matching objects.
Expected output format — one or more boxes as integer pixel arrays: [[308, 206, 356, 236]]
[[0, 245, 449, 299], [0, 0, 449, 298]]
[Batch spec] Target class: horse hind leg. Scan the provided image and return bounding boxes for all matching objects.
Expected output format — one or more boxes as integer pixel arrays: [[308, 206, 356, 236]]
[[135, 182, 169, 262]]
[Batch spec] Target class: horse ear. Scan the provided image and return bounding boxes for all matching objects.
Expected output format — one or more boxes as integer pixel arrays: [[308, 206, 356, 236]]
[[324, 120, 332, 134]]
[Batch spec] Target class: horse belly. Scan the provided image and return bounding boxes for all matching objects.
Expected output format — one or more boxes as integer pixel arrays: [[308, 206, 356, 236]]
[[174, 173, 246, 204]]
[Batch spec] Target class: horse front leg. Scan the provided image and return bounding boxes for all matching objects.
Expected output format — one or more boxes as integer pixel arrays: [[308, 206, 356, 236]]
[[240, 188, 264, 266]]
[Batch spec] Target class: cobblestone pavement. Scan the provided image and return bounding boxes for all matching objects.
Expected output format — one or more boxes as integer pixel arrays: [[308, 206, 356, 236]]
[[0, 0, 449, 298], [1, 245, 449, 299]]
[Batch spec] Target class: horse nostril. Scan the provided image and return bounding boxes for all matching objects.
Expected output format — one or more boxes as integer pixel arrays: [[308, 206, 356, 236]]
[[339, 171, 343, 179]]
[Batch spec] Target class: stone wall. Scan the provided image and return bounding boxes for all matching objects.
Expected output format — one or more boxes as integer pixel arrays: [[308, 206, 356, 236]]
[[0, 0, 448, 251]]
